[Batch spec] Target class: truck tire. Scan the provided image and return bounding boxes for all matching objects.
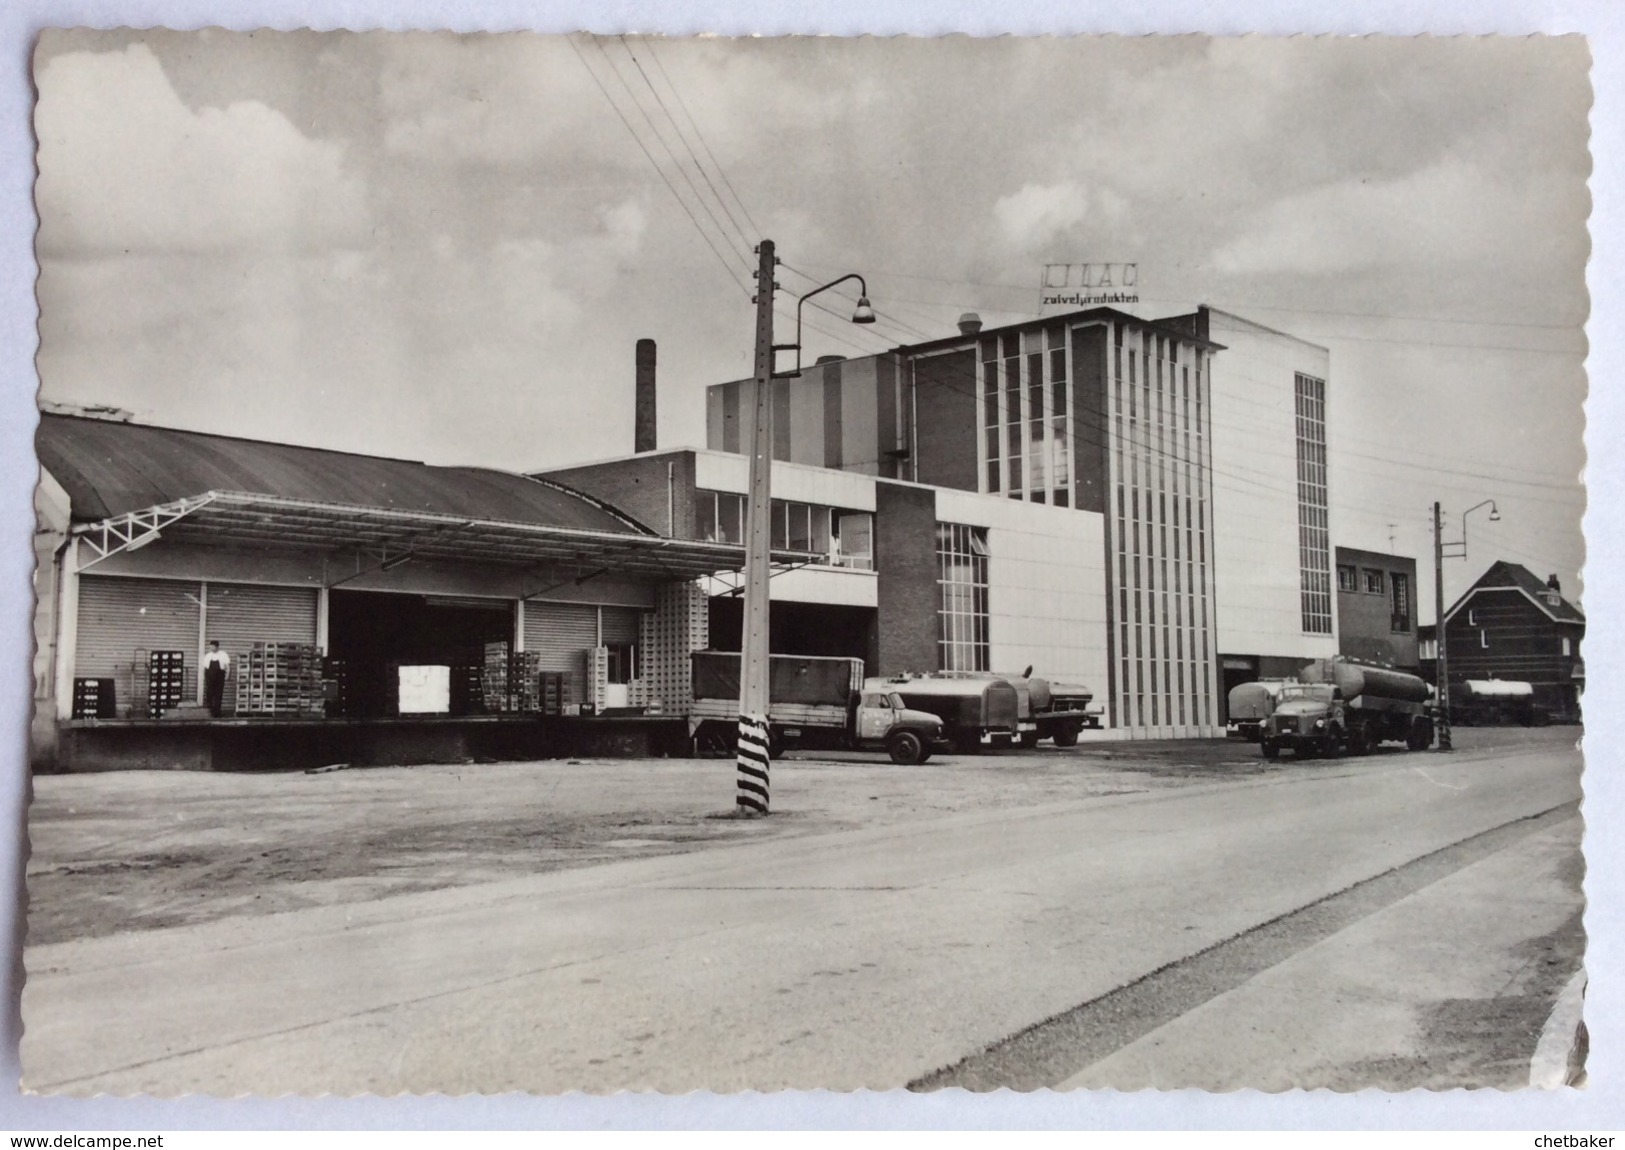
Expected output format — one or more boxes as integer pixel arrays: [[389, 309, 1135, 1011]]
[[1261, 738, 1280, 760], [1406, 718, 1434, 751], [887, 730, 927, 765], [1019, 731, 1041, 750], [1347, 727, 1370, 756], [1052, 725, 1080, 748]]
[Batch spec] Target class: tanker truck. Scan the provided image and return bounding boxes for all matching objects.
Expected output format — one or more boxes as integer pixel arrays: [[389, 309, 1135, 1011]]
[[1226, 679, 1295, 742], [1260, 658, 1434, 759], [930, 670, 1097, 746], [688, 652, 944, 764], [1449, 679, 1544, 726]]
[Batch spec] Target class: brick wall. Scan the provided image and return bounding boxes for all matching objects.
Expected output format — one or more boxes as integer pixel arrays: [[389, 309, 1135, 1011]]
[[875, 480, 940, 675], [910, 349, 979, 492], [1335, 546, 1420, 668], [538, 451, 696, 539]]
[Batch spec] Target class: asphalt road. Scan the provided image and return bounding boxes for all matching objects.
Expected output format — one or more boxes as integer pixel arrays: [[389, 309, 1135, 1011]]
[[21, 731, 1584, 1095]]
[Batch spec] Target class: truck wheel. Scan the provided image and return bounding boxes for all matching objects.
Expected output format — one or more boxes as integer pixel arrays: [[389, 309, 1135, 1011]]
[[1019, 731, 1040, 750], [1052, 725, 1080, 748], [1348, 728, 1370, 756], [1406, 719, 1434, 751], [887, 730, 927, 765], [1261, 738, 1280, 760]]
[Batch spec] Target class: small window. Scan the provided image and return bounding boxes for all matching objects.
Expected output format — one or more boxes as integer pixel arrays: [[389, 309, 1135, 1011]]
[[1468, 608, 1478, 625], [1481, 630, 1489, 649], [834, 512, 874, 570], [1562, 637, 1573, 657], [1337, 565, 1357, 592], [605, 643, 637, 684], [1362, 569, 1385, 595]]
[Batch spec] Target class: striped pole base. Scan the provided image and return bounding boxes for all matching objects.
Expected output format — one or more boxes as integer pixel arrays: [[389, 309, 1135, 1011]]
[[736, 712, 771, 814]]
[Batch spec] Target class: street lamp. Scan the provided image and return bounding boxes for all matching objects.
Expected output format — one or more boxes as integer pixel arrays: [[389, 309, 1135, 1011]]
[[735, 242, 873, 815], [791, 273, 875, 375], [1432, 497, 1500, 751]]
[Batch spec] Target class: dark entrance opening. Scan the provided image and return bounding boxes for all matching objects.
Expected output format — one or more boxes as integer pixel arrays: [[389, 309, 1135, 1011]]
[[327, 590, 513, 717], [706, 598, 879, 676]]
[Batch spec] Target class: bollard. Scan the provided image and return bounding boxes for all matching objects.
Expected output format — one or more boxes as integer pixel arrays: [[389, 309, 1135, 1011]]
[[736, 713, 771, 814]]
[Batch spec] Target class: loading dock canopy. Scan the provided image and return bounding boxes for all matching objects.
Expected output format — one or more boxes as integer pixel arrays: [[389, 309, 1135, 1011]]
[[38, 413, 805, 580], [73, 489, 778, 581]]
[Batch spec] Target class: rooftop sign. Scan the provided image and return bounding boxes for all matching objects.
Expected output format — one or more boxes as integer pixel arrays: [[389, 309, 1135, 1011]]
[[1040, 263, 1140, 314]]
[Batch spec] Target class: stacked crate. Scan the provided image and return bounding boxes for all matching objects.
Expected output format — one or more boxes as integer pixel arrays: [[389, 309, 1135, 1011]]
[[480, 642, 512, 712], [147, 650, 186, 719], [322, 656, 353, 717], [539, 671, 571, 715], [237, 642, 324, 716], [450, 664, 484, 716], [71, 677, 116, 719], [510, 650, 542, 713]]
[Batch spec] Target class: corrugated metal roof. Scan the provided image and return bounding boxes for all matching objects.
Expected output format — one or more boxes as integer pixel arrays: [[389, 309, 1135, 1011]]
[[37, 413, 647, 536]]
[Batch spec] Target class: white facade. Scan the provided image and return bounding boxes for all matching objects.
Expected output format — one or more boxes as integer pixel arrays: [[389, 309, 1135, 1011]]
[[1206, 309, 1340, 667], [934, 488, 1110, 695]]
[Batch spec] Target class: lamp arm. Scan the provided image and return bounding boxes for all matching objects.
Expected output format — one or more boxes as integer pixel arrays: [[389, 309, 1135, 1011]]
[[794, 274, 871, 373]]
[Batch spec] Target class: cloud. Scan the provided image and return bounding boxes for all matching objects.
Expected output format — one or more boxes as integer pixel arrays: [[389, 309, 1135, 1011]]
[[1208, 157, 1586, 278], [35, 44, 368, 255], [993, 182, 1090, 251]]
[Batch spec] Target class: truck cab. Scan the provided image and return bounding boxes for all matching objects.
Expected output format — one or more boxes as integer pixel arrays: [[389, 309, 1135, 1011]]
[[1260, 683, 1342, 759], [850, 690, 945, 764]]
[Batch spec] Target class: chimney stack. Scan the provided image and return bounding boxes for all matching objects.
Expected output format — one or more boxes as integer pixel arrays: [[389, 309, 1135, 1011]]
[[958, 313, 983, 336], [634, 338, 657, 454], [1547, 573, 1561, 594]]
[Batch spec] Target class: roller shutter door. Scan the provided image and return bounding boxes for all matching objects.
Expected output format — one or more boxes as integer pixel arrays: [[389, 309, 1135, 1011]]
[[75, 576, 200, 716], [600, 607, 643, 646], [205, 583, 319, 715], [523, 602, 598, 702]]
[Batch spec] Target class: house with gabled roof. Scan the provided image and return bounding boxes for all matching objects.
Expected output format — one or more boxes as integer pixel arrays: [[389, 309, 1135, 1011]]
[[1433, 560, 1584, 721]]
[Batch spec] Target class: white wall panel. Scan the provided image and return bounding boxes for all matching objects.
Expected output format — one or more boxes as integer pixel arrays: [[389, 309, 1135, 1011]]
[[1206, 310, 1339, 662], [694, 451, 877, 511], [934, 489, 1109, 693]]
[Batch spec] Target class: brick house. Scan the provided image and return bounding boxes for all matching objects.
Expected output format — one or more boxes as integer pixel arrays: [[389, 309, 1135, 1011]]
[[1433, 560, 1584, 721]]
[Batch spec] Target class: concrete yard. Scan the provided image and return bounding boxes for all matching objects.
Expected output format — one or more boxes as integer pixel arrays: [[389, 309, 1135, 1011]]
[[25, 726, 1572, 948], [20, 724, 1584, 1094]]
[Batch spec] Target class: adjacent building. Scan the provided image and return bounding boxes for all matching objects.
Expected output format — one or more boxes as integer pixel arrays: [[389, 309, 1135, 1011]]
[[1431, 560, 1584, 721], [1335, 546, 1420, 671]]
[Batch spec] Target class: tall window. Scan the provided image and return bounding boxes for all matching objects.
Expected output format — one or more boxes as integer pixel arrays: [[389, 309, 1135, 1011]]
[[1391, 572, 1411, 632], [978, 327, 1072, 506], [1294, 373, 1332, 634], [937, 523, 989, 672]]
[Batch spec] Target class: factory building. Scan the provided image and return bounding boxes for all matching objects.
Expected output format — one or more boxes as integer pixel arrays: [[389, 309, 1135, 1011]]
[[705, 303, 1350, 731], [538, 449, 1110, 705], [31, 411, 749, 772], [705, 304, 1284, 738]]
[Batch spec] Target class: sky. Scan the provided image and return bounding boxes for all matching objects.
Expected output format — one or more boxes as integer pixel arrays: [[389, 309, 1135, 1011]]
[[30, 30, 1591, 621]]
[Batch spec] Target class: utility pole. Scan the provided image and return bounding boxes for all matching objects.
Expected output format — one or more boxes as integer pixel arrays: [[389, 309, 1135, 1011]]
[[735, 240, 777, 813], [1433, 500, 1451, 751]]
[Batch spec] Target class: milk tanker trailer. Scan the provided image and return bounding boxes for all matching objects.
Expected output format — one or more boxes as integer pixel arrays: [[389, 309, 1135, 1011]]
[[1260, 658, 1435, 759]]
